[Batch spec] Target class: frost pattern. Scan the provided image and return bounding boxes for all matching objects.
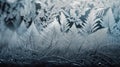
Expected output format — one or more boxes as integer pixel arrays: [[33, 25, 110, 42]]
[[0, 0, 120, 66]]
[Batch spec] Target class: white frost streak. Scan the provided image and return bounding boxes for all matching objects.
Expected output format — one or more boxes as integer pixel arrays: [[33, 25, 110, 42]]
[[7, 0, 16, 3]]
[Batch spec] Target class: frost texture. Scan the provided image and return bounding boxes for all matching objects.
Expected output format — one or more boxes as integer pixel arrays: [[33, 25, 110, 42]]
[[0, 0, 120, 66]]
